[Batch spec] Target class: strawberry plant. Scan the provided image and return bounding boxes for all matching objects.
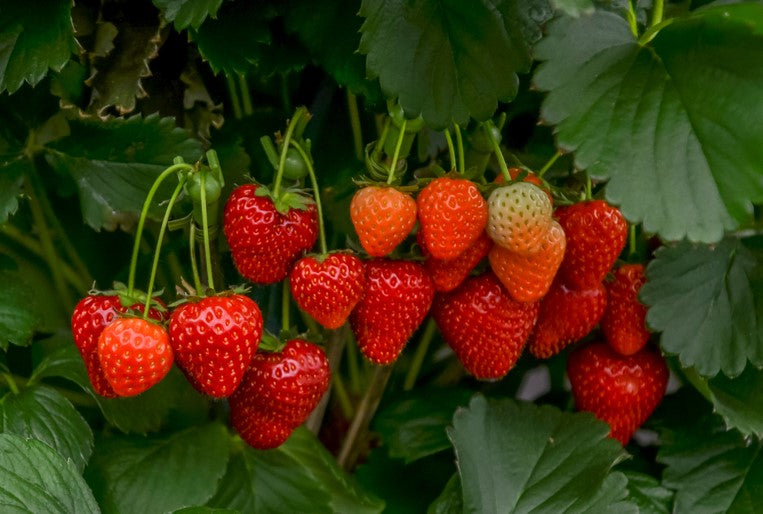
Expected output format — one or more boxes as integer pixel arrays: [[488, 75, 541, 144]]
[[0, 0, 762, 512]]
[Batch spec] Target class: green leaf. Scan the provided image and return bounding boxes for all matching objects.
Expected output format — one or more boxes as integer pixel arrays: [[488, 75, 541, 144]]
[[0, 0, 77, 93], [174, 508, 239, 514], [31, 342, 90, 388], [210, 427, 383, 514], [85, 423, 229, 514], [551, 0, 594, 16], [622, 471, 673, 514], [0, 156, 26, 223], [44, 113, 203, 231], [359, 0, 552, 128], [375, 387, 472, 463], [0, 385, 94, 472], [447, 394, 630, 513], [153, 0, 224, 30], [641, 239, 762, 377], [0, 267, 42, 349], [428, 474, 463, 514], [533, 6, 763, 242], [0, 433, 99, 513]]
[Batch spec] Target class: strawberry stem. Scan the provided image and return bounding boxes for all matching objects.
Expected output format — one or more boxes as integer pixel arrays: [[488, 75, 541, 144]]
[[332, 369, 354, 419], [538, 150, 562, 178], [454, 123, 465, 174], [629, 224, 637, 257], [225, 74, 243, 119], [238, 73, 253, 116], [290, 140, 328, 255], [189, 224, 203, 294], [650, 0, 664, 26], [585, 173, 593, 200], [282, 279, 291, 332], [372, 116, 391, 163], [199, 169, 215, 294], [403, 318, 437, 391], [386, 118, 407, 185], [625, 0, 638, 37], [347, 90, 364, 161], [143, 177, 187, 320], [346, 339, 362, 394], [3, 373, 19, 395], [444, 128, 457, 172], [306, 325, 351, 433], [272, 107, 307, 198], [128, 162, 195, 296], [485, 121, 511, 182]]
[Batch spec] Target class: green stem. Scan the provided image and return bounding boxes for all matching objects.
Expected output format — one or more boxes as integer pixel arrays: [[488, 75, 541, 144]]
[[486, 123, 511, 182], [272, 108, 306, 197], [346, 338, 362, 394], [629, 224, 637, 257], [538, 150, 562, 178], [282, 279, 290, 332], [625, 0, 639, 37], [189, 224, 203, 294], [306, 325, 349, 434], [290, 140, 328, 255], [585, 173, 593, 200], [454, 124, 465, 174], [143, 178, 186, 319], [332, 370, 354, 419], [226, 74, 243, 119], [372, 117, 391, 163], [3, 374, 19, 395], [650, 0, 664, 27], [443, 129, 457, 172], [238, 74, 253, 116], [403, 318, 437, 391], [386, 118, 407, 185], [346, 90, 364, 161], [200, 170, 215, 293], [127, 163, 194, 295]]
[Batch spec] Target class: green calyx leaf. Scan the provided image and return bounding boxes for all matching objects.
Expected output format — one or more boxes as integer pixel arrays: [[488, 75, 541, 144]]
[[273, 190, 314, 215], [259, 331, 287, 353]]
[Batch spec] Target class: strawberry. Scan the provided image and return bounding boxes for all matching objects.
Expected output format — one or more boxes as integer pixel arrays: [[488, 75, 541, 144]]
[[432, 273, 539, 380], [229, 339, 329, 449], [71, 294, 167, 397], [289, 252, 366, 329], [350, 186, 417, 257], [98, 317, 173, 397], [416, 177, 487, 260], [169, 293, 263, 397], [555, 200, 627, 289], [528, 280, 607, 359], [601, 264, 650, 356], [223, 184, 318, 284], [489, 219, 566, 303], [350, 259, 434, 365], [567, 342, 668, 445], [486, 182, 553, 255], [422, 232, 492, 292], [495, 167, 552, 202]]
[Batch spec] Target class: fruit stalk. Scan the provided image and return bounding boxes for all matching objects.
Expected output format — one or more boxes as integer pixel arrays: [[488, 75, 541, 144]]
[[272, 107, 306, 197], [189, 224, 203, 294], [199, 170, 215, 293], [403, 318, 437, 391], [305, 325, 349, 434], [347, 90, 364, 161], [485, 121, 511, 182], [454, 124, 465, 174], [290, 140, 328, 255], [444, 129, 457, 171], [386, 119, 407, 185], [537, 150, 561, 178]]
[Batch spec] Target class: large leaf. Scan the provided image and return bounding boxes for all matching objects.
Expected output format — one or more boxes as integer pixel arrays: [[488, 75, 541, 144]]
[[44, 113, 203, 231], [0, 0, 77, 93], [210, 427, 383, 514], [153, 0, 224, 30], [358, 0, 552, 128], [447, 395, 632, 513], [85, 423, 229, 514], [622, 471, 673, 514], [0, 433, 99, 513], [0, 385, 94, 472], [428, 474, 463, 514], [641, 239, 762, 377], [533, 6, 763, 242], [0, 267, 42, 349]]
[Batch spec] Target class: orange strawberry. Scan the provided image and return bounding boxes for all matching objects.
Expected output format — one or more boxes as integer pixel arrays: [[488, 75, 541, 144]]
[[486, 182, 552, 255], [350, 186, 417, 257]]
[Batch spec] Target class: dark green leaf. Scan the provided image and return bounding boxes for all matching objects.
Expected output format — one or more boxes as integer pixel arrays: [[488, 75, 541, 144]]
[[534, 6, 763, 242], [153, 0, 224, 30], [51, 60, 89, 107], [210, 428, 383, 514], [447, 395, 630, 513], [0, 156, 27, 223], [31, 342, 90, 388], [622, 471, 673, 514], [0, 433, 99, 513], [173, 508, 239, 514], [0, 267, 42, 349], [375, 387, 472, 463], [86, 423, 229, 514], [427, 474, 463, 514], [551, 0, 594, 16], [0, 385, 94, 472], [359, 0, 551, 128], [641, 239, 762, 377], [0, 0, 77, 93], [44, 113, 203, 231]]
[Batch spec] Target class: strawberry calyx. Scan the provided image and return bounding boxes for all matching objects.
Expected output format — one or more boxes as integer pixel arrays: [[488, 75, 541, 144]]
[[169, 283, 252, 308], [253, 183, 315, 215], [351, 177, 419, 194], [94, 282, 167, 315]]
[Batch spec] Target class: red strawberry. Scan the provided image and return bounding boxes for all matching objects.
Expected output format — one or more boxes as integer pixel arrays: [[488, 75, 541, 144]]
[[432, 273, 539, 380], [229, 339, 329, 449], [422, 232, 493, 292], [567, 342, 668, 445], [350, 186, 417, 257], [487, 182, 553, 254], [169, 294, 263, 397], [489, 219, 566, 303], [601, 264, 650, 356], [71, 294, 167, 397], [223, 184, 318, 284], [555, 200, 627, 289], [417, 177, 487, 260], [289, 252, 366, 329], [98, 317, 173, 397], [528, 280, 607, 358], [350, 259, 434, 365]]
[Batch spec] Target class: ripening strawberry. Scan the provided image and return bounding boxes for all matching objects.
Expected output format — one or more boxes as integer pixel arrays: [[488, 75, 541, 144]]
[[290, 252, 366, 329], [71, 294, 167, 397], [350, 186, 417, 257], [223, 184, 318, 284], [421, 232, 493, 292], [98, 317, 173, 397], [432, 273, 539, 380], [417, 177, 487, 260], [495, 167, 552, 203], [528, 280, 607, 359], [489, 220, 566, 303], [602, 264, 650, 356], [229, 339, 329, 449], [169, 294, 263, 397], [555, 200, 627, 289], [487, 182, 553, 255], [567, 342, 668, 445], [350, 259, 434, 365]]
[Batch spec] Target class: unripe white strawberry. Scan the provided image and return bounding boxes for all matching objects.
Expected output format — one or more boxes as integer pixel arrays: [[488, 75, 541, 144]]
[[486, 182, 553, 255]]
